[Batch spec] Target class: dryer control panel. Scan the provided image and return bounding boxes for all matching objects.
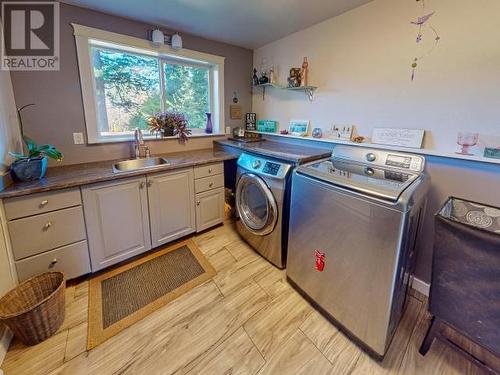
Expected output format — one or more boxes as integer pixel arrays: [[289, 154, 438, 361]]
[[237, 153, 292, 179]]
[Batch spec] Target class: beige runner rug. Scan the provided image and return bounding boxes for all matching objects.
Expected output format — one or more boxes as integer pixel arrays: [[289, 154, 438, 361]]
[[88, 239, 216, 349]]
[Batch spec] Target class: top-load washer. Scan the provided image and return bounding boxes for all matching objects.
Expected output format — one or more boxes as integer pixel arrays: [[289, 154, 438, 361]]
[[235, 153, 293, 268], [286, 146, 429, 359]]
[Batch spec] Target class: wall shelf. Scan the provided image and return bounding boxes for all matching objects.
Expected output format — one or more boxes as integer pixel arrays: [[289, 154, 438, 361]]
[[247, 131, 500, 166], [285, 86, 317, 101], [252, 83, 317, 101], [252, 83, 283, 100]]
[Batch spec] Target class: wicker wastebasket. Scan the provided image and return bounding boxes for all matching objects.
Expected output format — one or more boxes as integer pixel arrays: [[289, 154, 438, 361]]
[[0, 272, 65, 346]]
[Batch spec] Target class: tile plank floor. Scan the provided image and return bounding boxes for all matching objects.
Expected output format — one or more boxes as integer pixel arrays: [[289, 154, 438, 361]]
[[1, 222, 487, 375]]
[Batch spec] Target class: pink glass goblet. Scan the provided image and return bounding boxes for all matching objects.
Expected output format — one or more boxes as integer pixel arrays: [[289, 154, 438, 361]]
[[456, 132, 479, 155]]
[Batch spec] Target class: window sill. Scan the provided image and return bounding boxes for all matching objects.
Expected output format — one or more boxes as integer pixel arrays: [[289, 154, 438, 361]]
[[88, 132, 226, 144]]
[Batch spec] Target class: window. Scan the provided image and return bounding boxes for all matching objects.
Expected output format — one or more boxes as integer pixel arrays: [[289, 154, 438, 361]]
[[73, 24, 224, 143]]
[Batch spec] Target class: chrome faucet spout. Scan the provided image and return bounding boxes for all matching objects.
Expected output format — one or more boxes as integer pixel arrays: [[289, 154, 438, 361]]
[[134, 128, 144, 146], [134, 128, 146, 158]]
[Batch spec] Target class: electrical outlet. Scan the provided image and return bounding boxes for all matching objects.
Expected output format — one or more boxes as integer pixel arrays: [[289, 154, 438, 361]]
[[225, 126, 231, 135], [73, 133, 85, 145]]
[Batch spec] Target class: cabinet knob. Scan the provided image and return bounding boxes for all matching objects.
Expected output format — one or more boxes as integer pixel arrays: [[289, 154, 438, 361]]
[[209, 182, 213, 188], [147, 180, 153, 187], [196, 201, 201, 206], [208, 168, 212, 173], [50, 258, 58, 266], [43, 222, 52, 231], [39, 200, 49, 208], [139, 182, 145, 189]]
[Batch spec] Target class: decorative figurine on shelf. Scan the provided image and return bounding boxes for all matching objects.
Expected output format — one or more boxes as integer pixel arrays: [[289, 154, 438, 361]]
[[252, 68, 260, 86], [269, 66, 275, 84], [258, 72, 269, 85], [300, 57, 309, 87], [312, 127, 322, 138], [287, 67, 301, 88], [352, 135, 365, 143]]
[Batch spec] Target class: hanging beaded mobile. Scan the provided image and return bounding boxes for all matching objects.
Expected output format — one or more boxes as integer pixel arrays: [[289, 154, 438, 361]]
[[410, 0, 441, 81]]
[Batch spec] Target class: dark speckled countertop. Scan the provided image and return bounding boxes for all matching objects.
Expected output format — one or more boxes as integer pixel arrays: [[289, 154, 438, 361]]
[[214, 139, 331, 164], [0, 149, 236, 199]]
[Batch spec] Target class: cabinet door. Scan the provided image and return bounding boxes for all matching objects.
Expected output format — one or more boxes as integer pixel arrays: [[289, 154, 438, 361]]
[[196, 188, 225, 232], [148, 168, 196, 247], [82, 176, 151, 271]]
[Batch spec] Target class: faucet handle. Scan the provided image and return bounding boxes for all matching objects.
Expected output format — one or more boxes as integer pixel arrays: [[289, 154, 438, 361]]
[[145, 146, 151, 159]]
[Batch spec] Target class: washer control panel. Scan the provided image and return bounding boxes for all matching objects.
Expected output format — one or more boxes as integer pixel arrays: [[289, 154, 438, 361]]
[[333, 146, 425, 173]]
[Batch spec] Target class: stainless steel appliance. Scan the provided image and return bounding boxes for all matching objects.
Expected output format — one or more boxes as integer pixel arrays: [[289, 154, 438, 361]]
[[287, 146, 429, 359], [235, 153, 293, 268]]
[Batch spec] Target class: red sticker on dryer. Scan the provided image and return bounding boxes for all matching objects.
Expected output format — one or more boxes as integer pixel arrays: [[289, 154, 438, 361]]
[[315, 250, 325, 272]]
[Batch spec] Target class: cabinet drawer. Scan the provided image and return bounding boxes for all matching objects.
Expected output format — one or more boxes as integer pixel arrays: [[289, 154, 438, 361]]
[[195, 174, 224, 194], [194, 162, 223, 179], [15, 240, 91, 282], [4, 188, 81, 220], [8, 206, 86, 260]]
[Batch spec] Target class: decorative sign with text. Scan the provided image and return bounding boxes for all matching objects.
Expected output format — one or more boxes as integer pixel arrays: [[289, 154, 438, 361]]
[[372, 128, 425, 148]]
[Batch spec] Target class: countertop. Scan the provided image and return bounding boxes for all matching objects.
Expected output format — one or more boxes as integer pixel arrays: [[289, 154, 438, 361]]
[[214, 139, 331, 164], [0, 149, 236, 199]]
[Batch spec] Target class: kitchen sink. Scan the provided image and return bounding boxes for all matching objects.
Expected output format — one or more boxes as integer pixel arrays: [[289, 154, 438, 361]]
[[112, 157, 170, 173]]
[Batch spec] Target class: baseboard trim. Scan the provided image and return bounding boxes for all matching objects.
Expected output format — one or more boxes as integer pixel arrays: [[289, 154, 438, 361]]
[[0, 325, 13, 366], [411, 276, 430, 297]]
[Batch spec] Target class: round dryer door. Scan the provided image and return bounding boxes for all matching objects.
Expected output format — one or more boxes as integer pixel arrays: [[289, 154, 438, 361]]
[[236, 173, 278, 236]]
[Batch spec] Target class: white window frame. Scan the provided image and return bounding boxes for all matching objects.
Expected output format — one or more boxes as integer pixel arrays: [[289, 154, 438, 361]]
[[72, 24, 225, 144]]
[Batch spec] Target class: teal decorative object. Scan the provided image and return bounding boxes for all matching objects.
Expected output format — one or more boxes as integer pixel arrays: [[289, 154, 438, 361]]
[[256, 120, 277, 133], [484, 147, 500, 160]]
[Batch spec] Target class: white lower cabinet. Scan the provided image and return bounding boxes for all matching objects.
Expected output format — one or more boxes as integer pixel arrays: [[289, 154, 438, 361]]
[[195, 188, 225, 232], [82, 176, 151, 271], [148, 168, 196, 247], [82, 164, 224, 272]]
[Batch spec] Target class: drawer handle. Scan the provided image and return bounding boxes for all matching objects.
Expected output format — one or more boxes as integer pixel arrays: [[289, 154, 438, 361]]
[[209, 182, 214, 188], [196, 201, 201, 206], [39, 200, 49, 208], [50, 258, 58, 266], [43, 222, 52, 231]]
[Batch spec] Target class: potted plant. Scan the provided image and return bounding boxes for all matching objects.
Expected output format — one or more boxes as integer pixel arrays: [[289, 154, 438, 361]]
[[148, 111, 192, 143], [9, 104, 63, 182]]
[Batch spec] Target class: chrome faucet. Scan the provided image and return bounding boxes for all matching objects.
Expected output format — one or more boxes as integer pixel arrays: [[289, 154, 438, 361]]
[[133, 128, 150, 159]]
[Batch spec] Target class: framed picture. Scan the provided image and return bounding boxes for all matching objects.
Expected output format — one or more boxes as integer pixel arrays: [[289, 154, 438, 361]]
[[256, 120, 277, 133], [230, 105, 242, 120], [245, 113, 256, 130], [289, 120, 310, 136]]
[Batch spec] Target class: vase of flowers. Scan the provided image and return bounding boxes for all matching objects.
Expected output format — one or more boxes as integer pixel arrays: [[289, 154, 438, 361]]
[[148, 111, 191, 143], [9, 104, 63, 182]]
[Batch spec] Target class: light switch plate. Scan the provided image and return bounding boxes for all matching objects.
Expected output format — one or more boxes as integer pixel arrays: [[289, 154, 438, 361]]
[[73, 132, 85, 145]]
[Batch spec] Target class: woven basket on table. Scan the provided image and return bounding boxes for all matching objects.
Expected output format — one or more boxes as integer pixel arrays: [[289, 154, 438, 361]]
[[0, 272, 65, 346]]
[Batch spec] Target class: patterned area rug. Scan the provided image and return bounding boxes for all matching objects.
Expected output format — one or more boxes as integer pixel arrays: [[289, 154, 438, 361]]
[[88, 239, 216, 349]]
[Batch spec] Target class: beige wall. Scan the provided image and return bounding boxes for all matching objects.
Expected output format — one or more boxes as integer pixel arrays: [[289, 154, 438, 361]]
[[253, 0, 500, 154], [0, 69, 21, 179], [9, 3, 253, 166], [253, 0, 500, 283]]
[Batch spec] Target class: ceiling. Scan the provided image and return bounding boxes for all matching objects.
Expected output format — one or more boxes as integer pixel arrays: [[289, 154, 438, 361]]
[[62, 0, 373, 49]]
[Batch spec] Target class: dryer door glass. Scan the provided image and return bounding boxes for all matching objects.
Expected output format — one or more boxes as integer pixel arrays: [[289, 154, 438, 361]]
[[236, 173, 278, 236]]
